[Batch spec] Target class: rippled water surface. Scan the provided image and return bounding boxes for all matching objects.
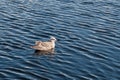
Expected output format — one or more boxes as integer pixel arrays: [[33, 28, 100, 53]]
[[0, 0, 120, 79]]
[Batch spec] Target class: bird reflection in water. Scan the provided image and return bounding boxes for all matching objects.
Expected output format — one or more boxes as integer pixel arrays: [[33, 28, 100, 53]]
[[33, 49, 55, 56]]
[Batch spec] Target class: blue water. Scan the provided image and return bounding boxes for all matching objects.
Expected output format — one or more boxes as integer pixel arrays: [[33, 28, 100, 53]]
[[0, 0, 120, 79]]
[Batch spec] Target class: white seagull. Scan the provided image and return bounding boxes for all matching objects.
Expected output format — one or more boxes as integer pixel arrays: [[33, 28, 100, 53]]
[[31, 36, 56, 51]]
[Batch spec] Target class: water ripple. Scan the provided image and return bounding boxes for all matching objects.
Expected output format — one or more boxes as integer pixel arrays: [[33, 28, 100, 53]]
[[0, 0, 120, 79]]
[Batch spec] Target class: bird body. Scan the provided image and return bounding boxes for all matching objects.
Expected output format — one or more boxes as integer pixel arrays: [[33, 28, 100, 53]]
[[31, 36, 56, 51]]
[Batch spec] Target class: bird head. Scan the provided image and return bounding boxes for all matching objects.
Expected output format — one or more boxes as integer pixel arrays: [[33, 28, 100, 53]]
[[50, 36, 57, 42]]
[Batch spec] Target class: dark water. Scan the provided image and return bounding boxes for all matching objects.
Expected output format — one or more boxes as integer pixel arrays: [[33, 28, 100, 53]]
[[0, 0, 120, 79]]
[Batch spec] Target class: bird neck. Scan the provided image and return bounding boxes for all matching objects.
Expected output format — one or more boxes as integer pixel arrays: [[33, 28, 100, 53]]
[[51, 40, 55, 47]]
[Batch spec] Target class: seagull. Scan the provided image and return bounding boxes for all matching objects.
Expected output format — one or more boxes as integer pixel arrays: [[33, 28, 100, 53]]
[[31, 36, 56, 51]]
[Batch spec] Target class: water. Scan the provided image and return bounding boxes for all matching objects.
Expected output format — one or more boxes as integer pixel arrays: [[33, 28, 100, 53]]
[[0, 0, 120, 79]]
